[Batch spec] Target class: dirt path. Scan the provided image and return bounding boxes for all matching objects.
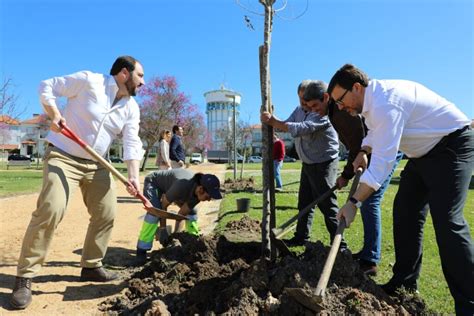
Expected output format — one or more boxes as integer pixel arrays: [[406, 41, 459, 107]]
[[0, 163, 226, 315]]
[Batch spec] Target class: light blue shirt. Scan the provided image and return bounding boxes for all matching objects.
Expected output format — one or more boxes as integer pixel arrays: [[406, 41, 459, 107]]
[[285, 106, 339, 164]]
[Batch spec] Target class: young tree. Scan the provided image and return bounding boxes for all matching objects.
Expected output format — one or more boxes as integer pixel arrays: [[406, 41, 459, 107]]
[[239, 0, 308, 261]]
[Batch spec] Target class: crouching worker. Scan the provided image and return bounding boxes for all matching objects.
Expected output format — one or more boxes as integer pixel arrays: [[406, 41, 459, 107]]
[[136, 169, 222, 264]]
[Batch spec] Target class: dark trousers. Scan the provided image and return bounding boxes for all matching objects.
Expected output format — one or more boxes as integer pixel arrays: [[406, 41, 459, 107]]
[[295, 158, 345, 248], [391, 127, 474, 315]]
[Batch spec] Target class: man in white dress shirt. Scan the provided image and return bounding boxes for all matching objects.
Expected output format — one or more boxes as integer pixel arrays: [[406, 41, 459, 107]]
[[10, 56, 145, 310], [327, 63, 473, 315]]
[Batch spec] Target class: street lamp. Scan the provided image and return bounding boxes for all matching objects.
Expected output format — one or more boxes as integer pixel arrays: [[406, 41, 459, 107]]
[[225, 94, 237, 180]]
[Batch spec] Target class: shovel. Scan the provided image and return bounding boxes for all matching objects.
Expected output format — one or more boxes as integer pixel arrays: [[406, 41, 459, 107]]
[[286, 169, 363, 312], [271, 185, 338, 257], [58, 122, 188, 223], [272, 184, 338, 240]]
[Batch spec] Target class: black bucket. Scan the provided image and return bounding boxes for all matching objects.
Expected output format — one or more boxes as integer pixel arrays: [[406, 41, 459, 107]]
[[236, 198, 251, 212]]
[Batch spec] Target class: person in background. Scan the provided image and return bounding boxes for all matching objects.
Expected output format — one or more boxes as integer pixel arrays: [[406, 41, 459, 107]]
[[10, 56, 145, 310], [136, 169, 222, 264], [169, 125, 185, 168], [303, 80, 402, 276], [328, 63, 473, 314], [273, 133, 285, 192], [156, 129, 172, 170], [261, 80, 344, 249]]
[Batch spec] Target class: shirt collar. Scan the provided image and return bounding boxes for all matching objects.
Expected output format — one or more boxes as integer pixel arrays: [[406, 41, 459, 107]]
[[362, 80, 374, 116], [107, 75, 119, 95]]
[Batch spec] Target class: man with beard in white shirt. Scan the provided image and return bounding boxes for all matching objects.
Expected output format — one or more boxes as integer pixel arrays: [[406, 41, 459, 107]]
[[10, 56, 145, 310]]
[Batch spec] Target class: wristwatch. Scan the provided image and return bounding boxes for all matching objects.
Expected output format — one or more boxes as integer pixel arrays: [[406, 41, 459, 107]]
[[349, 197, 362, 208]]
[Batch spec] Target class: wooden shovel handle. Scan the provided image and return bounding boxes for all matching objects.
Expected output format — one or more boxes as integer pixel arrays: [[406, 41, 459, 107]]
[[314, 168, 363, 298], [59, 122, 153, 209]]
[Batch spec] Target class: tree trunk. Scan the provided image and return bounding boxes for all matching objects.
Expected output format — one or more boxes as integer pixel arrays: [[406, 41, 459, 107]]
[[259, 1, 277, 261]]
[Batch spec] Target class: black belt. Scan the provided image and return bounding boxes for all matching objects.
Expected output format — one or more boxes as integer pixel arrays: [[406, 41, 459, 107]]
[[445, 125, 470, 139], [420, 125, 471, 159], [47, 143, 97, 163]]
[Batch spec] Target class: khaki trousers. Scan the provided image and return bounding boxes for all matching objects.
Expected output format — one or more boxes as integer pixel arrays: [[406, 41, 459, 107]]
[[17, 147, 117, 278]]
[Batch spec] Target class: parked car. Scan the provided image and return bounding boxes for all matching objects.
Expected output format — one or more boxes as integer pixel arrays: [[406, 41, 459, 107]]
[[236, 153, 244, 163], [191, 153, 202, 164], [248, 156, 263, 163], [283, 155, 297, 162], [8, 154, 33, 161], [110, 156, 124, 163]]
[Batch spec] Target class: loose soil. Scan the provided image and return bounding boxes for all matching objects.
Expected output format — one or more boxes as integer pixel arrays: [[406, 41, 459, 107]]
[[222, 177, 256, 193], [100, 216, 426, 315]]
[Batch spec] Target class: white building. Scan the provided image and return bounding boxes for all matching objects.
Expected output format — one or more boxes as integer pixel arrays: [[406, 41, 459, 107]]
[[204, 86, 241, 150], [0, 114, 48, 159]]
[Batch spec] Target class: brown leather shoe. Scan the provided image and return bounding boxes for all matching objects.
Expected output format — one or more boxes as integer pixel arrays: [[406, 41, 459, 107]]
[[80, 267, 118, 282], [10, 277, 32, 309]]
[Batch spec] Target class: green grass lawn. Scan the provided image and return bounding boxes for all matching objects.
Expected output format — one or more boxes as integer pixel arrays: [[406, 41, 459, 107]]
[[216, 160, 474, 314], [0, 160, 158, 197]]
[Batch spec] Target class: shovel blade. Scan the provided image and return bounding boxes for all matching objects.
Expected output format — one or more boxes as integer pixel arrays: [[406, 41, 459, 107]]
[[273, 237, 294, 257], [285, 288, 324, 312], [145, 207, 189, 221]]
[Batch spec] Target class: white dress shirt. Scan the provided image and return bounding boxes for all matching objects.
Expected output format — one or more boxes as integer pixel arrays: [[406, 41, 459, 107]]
[[39, 71, 143, 161], [361, 79, 470, 190]]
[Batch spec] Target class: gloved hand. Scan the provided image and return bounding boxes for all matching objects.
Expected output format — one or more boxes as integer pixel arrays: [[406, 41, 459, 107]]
[[336, 201, 358, 228]]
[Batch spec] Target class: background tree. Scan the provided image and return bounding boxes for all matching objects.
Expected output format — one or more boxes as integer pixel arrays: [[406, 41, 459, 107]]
[[180, 104, 211, 154], [0, 77, 24, 166], [138, 75, 209, 170], [0, 77, 24, 118]]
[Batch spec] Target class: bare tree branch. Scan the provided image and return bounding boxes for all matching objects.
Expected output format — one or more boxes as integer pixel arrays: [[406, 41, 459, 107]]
[[0, 77, 25, 119]]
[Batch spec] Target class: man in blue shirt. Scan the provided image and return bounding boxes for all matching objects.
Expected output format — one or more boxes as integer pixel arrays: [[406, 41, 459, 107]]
[[261, 80, 344, 248]]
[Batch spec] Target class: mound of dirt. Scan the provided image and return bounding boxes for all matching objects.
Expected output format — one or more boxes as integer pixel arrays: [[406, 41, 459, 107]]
[[222, 177, 255, 193], [100, 217, 426, 315]]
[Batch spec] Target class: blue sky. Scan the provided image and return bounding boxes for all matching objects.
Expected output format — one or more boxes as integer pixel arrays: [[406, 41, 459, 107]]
[[1, 0, 473, 124]]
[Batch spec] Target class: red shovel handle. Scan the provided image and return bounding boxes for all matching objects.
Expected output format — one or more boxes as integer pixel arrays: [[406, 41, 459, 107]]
[[59, 122, 88, 148], [58, 121, 154, 209]]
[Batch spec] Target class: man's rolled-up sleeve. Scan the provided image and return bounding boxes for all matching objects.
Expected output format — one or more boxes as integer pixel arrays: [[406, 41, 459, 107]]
[[122, 102, 143, 161], [360, 105, 406, 190]]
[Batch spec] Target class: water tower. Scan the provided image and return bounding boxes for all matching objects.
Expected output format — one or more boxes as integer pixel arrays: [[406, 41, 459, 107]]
[[204, 86, 241, 150]]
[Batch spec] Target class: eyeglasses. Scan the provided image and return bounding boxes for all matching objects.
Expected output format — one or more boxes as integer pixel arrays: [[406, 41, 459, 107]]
[[333, 89, 349, 105]]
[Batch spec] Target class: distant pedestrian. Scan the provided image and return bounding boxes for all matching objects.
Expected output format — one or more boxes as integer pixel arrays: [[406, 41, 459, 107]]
[[156, 129, 172, 170], [328, 63, 473, 314], [273, 133, 285, 192], [169, 125, 185, 168]]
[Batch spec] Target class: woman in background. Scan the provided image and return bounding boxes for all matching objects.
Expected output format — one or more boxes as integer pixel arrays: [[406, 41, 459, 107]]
[[156, 129, 172, 170]]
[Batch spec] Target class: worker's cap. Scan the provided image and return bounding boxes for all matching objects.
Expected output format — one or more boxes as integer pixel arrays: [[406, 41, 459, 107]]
[[201, 174, 222, 199]]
